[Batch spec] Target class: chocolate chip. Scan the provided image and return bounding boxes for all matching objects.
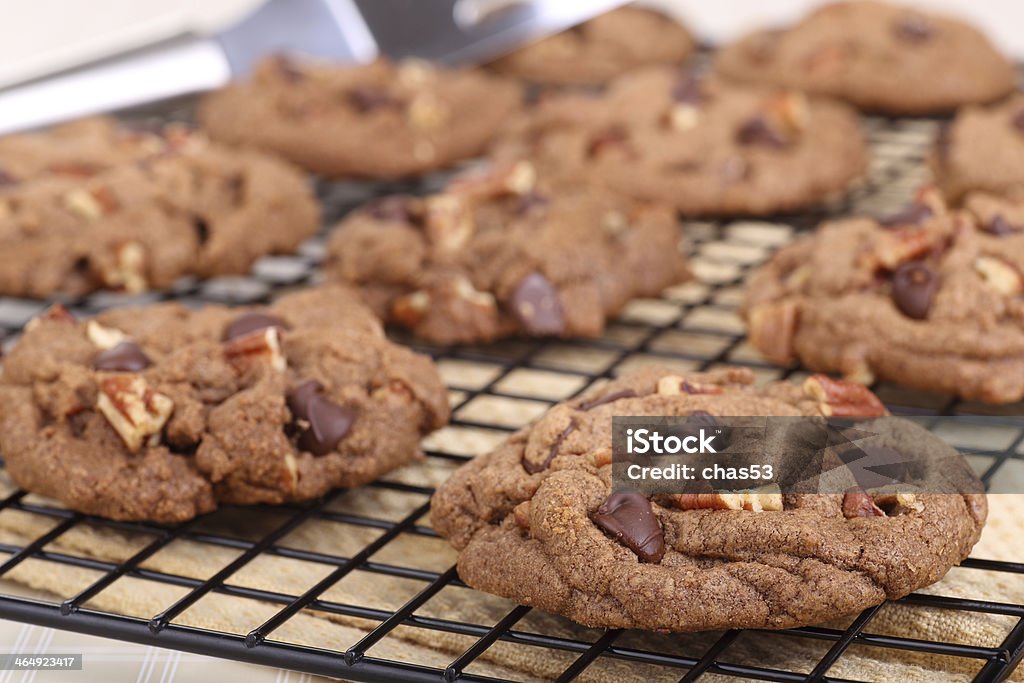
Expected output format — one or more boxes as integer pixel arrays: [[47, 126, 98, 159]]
[[524, 421, 575, 474], [578, 389, 637, 412], [1013, 108, 1024, 134], [271, 54, 305, 83], [894, 14, 933, 42], [891, 261, 939, 320], [736, 116, 788, 148], [510, 273, 565, 336], [364, 196, 413, 222], [193, 215, 210, 245], [287, 379, 324, 422], [671, 72, 704, 105], [347, 86, 399, 113], [94, 342, 152, 372], [298, 394, 356, 455], [877, 203, 933, 228], [587, 126, 629, 157], [224, 313, 288, 341], [592, 492, 665, 563], [516, 192, 549, 215], [986, 214, 1021, 236]]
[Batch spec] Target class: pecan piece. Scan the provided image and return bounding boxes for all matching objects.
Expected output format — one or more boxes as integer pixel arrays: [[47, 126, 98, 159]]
[[842, 488, 885, 518], [224, 327, 286, 373], [803, 375, 887, 417], [96, 375, 174, 452], [25, 304, 76, 331], [874, 491, 924, 515], [974, 256, 1023, 296], [747, 301, 799, 365], [100, 242, 147, 293], [672, 485, 783, 512], [86, 321, 128, 350], [391, 291, 430, 327], [423, 195, 474, 252]]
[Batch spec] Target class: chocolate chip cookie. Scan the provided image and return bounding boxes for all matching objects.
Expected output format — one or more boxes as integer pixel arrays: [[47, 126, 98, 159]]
[[931, 94, 1024, 203], [744, 187, 1024, 403], [488, 5, 696, 86], [324, 161, 689, 344], [198, 57, 520, 179], [715, 1, 1016, 115], [431, 366, 986, 632], [492, 67, 868, 216], [0, 117, 319, 298], [0, 286, 449, 522]]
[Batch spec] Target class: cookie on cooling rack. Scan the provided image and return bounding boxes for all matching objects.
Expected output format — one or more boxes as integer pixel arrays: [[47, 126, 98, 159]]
[[198, 57, 520, 179], [0, 117, 319, 298], [743, 187, 1024, 404], [715, 1, 1016, 115], [491, 67, 868, 216], [323, 161, 689, 344], [0, 286, 450, 522], [931, 94, 1024, 203], [487, 5, 696, 86], [430, 365, 986, 632]]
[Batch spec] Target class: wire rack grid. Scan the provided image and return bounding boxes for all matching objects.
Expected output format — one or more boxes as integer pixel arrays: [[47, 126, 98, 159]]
[[0, 111, 1021, 683]]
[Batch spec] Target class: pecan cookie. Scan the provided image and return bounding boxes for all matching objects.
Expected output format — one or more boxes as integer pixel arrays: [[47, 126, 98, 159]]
[[492, 67, 868, 216], [931, 94, 1024, 203], [744, 187, 1024, 403], [324, 161, 689, 344], [715, 1, 1016, 115], [488, 6, 696, 86], [0, 286, 449, 522], [431, 366, 986, 632], [198, 57, 520, 179], [0, 117, 319, 298]]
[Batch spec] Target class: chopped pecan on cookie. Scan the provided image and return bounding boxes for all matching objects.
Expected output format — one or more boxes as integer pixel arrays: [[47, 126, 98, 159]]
[[431, 366, 986, 632], [0, 117, 319, 299], [492, 68, 867, 216], [0, 286, 449, 522], [716, 1, 1015, 114], [324, 162, 689, 344], [744, 189, 1024, 403], [198, 58, 520, 179]]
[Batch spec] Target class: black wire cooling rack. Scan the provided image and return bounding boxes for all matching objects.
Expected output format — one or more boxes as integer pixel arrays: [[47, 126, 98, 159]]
[[0, 110, 1022, 683]]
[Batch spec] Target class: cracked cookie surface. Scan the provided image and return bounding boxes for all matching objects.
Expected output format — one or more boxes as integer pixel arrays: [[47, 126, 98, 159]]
[[199, 57, 521, 179], [715, 0, 1016, 115], [324, 162, 689, 344], [931, 95, 1024, 203], [430, 366, 986, 632], [0, 117, 319, 298], [492, 67, 867, 216], [488, 6, 696, 86], [0, 286, 449, 522], [744, 188, 1024, 403]]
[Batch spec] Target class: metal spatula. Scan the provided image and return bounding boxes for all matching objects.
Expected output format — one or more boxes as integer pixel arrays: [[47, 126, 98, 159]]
[[0, 0, 625, 135]]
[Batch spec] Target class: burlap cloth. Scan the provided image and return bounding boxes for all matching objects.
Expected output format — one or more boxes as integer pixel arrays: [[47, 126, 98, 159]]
[[0, 447, 1020, 682]]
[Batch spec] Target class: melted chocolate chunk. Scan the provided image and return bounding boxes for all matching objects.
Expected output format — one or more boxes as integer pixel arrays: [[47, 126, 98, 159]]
[[671, 72, 705, 105], [365, 196, 413, 222], [510, 273, 565, 336], [347, 86, 400, 113], [287, 379, 325, 422], [298, 394, 356, 456], [1013, 108, 1024, 134], [986, 214, 1021, 236], [272, 54, 305, 83], [193, 215, 210, 245], [578, 389, 637, 412], [224, 313, 289, 341], [592, 492, 665, 563], [93, 342, 152, 372], [894, 14, 933, 42], [877, 203, 933, 228], [891, 261, 940, 320], [736, 116, 788, 149], [524, 421, 576, 475]]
